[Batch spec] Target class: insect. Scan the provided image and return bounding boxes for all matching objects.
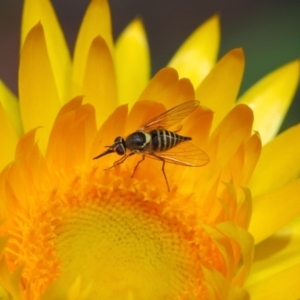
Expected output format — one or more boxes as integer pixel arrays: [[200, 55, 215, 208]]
[[93, 100, 209, 191]]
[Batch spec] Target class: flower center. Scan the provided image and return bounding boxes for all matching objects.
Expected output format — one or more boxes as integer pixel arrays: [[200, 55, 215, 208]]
[[54, 185, 206, 299]]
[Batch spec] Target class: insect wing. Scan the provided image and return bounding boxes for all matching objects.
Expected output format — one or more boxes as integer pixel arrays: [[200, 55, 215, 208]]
[[138, 100, 199, 131], [144, 142, 209, 167]]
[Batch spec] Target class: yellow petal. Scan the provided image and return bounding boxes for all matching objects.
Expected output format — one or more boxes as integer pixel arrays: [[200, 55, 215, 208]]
[[240, 132, 262, 186], [0, 246, 22, 300], [138, 67, 195, 108], [238, 60, 300, 144], [250, 263, 300, 300], [0, 236, 10, 298], [249, 123, 300, 197], [210, 104, 253, 165], [203, 267, 249, 300], [249, 178, 300, 244], [247, 218, 300, 300], [41, 276, 92, 300], [196, 48, 245, 129], [46, 96, 97, 173], [126, 100, 165, 134], [216, 222, 254, 283], [0, 103, 18, 170], [22, 0, 71, 102], [184, 106, 213, 146], [92, 104, 128, 162], [83, 36, 118, 127], [19, 23, 61, 152], [72, 0, 113, 94], [0, 81, 23, 137], [115, 18, 150, 107], [168, 15, 220, 88]]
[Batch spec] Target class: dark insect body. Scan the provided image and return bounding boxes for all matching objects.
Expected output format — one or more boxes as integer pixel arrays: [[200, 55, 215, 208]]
[[94, 100, 209, 191]]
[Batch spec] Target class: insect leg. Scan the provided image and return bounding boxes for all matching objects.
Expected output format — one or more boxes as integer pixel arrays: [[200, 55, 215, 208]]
[[131, 155, 145, 178], [104, 152, 135, 170], [150, 153, 170, 192]]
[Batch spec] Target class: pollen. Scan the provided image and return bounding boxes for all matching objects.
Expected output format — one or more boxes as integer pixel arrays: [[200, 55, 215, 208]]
[[55, 183, 209, 299], [1, 188, 62, 299]]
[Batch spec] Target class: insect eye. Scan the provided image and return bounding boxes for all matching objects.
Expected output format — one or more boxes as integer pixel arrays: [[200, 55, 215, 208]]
[[113, 137, 125, 155], [115, 144, 125, 155], [114, 136, 122, 143]]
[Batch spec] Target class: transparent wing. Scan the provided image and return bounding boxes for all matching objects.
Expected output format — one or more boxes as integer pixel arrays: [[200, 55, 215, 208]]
[[143, 142, 209, 167], [138, 100, 199, 131]]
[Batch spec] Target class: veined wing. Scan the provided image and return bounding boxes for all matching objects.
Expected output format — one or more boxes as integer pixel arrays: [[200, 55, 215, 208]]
[[138, 100, 199, 131], [143, 142, 209, 167]]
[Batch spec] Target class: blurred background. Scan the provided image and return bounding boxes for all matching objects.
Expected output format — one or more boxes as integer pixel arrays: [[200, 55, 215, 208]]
[[0, 0, 299, 132]]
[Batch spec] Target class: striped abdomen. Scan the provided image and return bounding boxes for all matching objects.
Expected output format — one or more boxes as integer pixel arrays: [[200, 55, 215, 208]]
[[149, 129, 191, 152]]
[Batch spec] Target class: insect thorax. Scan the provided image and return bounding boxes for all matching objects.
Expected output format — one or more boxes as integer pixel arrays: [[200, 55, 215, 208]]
[[125, 132, 151, 151]]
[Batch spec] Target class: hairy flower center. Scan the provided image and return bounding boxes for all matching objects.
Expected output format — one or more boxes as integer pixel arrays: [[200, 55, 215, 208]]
[[54, 187, 206, 299]]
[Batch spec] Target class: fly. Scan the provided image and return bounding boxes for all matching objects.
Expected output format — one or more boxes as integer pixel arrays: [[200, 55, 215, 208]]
[[93, 100, 209, 191]]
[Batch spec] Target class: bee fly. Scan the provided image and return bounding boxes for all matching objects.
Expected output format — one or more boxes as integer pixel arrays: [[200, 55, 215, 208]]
[[93, 100, 209, 191]]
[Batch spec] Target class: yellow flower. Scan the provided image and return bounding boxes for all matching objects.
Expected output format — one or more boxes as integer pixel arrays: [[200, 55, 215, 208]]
[[0, 0, 299, 299]]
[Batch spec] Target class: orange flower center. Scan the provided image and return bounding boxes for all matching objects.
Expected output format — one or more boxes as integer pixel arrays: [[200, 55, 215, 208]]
[[54, 174, 208, 299]]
